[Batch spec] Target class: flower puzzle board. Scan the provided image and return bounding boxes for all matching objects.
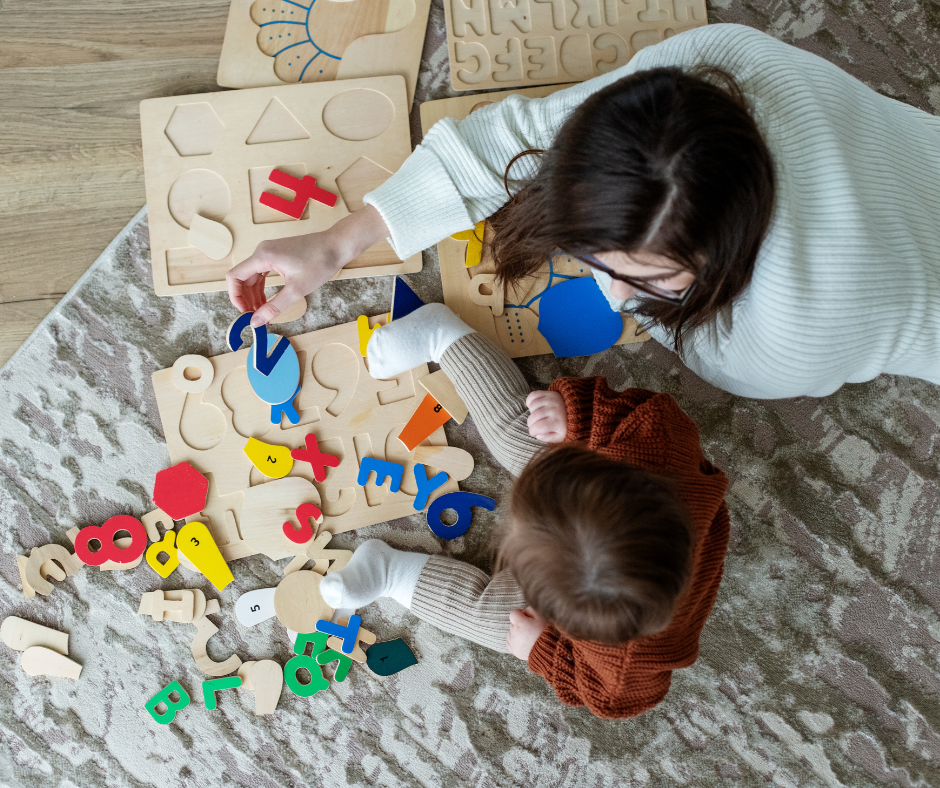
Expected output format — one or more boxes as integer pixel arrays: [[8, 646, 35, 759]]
[[420, 87, 650, 358], [140, 75, 420, 297], [443, 0, 707, 91], [216, 0, 432, 107], [151, 314, 463, 563]]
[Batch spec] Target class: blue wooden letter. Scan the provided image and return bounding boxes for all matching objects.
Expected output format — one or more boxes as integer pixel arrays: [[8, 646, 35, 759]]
[[357, 458, 404, 493], [412, 463, 449, 511], [315, 615, 361, 655]]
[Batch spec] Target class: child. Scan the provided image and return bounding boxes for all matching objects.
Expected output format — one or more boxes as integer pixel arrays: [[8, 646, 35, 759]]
[[320, 304, 730, 719]]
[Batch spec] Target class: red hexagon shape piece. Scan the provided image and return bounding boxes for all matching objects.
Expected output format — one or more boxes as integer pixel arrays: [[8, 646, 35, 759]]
[[152, 462, 209, 520]]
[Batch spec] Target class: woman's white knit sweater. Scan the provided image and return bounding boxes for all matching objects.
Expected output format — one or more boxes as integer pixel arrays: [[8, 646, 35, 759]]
[[365, 24, 940, 399]]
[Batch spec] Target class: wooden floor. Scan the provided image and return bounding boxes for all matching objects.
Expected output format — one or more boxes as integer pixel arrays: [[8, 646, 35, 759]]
[[0, 0, 233, 367]]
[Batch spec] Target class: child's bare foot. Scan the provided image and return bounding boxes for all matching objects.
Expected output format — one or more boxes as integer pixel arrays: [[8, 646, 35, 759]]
[[525, 391, 567, 443]]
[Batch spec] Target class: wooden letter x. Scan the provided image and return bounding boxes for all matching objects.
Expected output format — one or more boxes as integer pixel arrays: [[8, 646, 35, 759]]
[[291, 434, 341, 482], [259, 169, 337, 219]]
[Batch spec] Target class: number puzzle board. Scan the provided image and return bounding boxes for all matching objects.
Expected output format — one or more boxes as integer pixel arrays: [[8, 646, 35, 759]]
[[421, 88, 649, 358], [217, 0, 432, 107], [151, 315, 461, 562], [140, 75, 420, 297], [443, 0, 707, 91]]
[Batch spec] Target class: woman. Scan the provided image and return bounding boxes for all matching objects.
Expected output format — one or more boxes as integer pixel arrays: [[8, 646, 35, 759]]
[[227, 24, 940, 399]]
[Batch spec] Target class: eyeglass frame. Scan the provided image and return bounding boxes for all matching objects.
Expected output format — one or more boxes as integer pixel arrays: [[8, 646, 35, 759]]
[[572, 252, 697, 306]]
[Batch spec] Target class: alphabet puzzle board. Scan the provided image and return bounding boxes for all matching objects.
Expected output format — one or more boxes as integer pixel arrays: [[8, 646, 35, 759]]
[[151, 315, 461, 563], [217, 0, 432, 107], [420, 87, 649, 358], [140, 75, 420, 297], [444, 0, 707, 91]]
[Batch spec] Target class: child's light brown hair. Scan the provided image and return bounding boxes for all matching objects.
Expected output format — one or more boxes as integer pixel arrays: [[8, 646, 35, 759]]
[[497, 443, 695, 645]]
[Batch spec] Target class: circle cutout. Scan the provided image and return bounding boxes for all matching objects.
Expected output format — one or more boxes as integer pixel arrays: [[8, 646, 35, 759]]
[[322, 89, 395, 141], [168, 169, 232, 229], [172, 354, 215, 393]]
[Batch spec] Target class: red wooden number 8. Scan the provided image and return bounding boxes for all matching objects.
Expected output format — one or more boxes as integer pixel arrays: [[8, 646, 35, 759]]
[[282, 502, 322, 544], [74, 515, 148, 567]]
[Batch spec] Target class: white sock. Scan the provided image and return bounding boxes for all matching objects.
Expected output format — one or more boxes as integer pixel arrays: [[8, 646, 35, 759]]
[[367, 303, 474, 380], [319, 539, 431, 610]]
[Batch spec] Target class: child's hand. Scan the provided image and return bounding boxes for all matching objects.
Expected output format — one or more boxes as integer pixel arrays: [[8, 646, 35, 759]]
[[526, 390, 567, 442], [507, 607, 548, 660]]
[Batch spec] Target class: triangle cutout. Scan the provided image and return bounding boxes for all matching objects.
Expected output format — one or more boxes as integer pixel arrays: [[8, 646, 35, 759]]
[[246, 98, 311, 145]]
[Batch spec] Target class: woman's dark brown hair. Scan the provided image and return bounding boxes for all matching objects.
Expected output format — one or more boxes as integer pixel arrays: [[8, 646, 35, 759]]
[[497, 443, 695, 644], [488, 66, 776, 354]]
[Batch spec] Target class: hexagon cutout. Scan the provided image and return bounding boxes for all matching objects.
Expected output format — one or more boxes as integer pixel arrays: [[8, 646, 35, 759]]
[[336, 157, 393, 213], [165, 103, 225, 157], [153, 462, 209, 520]]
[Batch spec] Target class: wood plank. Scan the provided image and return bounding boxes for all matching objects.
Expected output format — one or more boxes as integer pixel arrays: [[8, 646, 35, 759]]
[[0, 0, 232, 69], [0, 301, 62, 367]]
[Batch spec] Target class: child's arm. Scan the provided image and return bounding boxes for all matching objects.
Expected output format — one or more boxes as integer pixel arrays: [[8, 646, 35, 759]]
[[368, 303, 550, 477], [319, 540, 526, 653]]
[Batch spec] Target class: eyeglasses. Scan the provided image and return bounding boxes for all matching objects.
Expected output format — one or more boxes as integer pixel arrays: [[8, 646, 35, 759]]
[[573, 253, 697, 306]]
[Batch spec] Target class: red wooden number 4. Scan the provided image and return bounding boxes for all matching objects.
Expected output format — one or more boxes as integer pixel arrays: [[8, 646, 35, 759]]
[[259, 169, 337, 220], [283, 502, 322, 544]]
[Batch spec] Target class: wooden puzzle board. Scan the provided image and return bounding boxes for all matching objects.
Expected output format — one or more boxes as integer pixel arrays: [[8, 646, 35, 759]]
[[217, 0, 432, 108], [140, 75, 420, 297], [443, 0, 707, 91], [151, 315, 461, 562], [421, 88, 650, 358]]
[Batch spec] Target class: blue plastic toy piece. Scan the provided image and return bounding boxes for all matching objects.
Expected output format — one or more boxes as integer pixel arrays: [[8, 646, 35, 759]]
[[366, 638, 418, 676], [391, 277, 425, 321], [426, 492, 496, 540], [537, 277, 623, 358], [315, 615, 361, 655], [246, 335, 300, 404], [412, 463, 448, 511], [357, 457, 404, 493], [270, 383, 302, 425]]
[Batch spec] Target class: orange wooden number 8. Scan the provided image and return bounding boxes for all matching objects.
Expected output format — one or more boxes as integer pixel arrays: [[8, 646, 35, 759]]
[[282, 502, 322, 544]]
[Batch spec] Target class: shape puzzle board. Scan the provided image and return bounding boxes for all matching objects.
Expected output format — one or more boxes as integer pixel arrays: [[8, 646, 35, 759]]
[[217, 0, 432, 107], [421, 87, 649, 358], [151, 315, 461, 562], [140, 76, 420, 297], [443, 0, 707, 91]]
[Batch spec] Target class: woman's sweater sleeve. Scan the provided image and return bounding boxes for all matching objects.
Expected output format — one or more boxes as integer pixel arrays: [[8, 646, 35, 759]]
[[364, 26, 759, 259]]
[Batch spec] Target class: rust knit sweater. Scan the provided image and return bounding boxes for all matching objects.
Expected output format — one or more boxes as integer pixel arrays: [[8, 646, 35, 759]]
[[526, 377, 731, 719]]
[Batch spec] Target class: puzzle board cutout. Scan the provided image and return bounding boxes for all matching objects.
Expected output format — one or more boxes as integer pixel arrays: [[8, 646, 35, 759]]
[[151, 315, 460, 562], [420, 87, 649, 358], [443, 0, 707, 91], [140, 75, 420, 297], [217, 0, 432, 107]]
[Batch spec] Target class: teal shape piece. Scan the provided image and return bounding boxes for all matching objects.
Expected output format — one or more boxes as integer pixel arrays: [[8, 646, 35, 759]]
[[366, 638, 418, 677]]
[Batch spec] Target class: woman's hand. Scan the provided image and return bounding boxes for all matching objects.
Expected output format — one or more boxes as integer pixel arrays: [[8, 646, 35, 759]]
[[526, 390, 567, 442], [226, 205, 390, 328], [507, 607, 548, 660]]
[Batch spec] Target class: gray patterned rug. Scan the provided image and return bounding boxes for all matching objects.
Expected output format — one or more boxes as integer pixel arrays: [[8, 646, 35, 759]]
[[2, 2, 940, 786]]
